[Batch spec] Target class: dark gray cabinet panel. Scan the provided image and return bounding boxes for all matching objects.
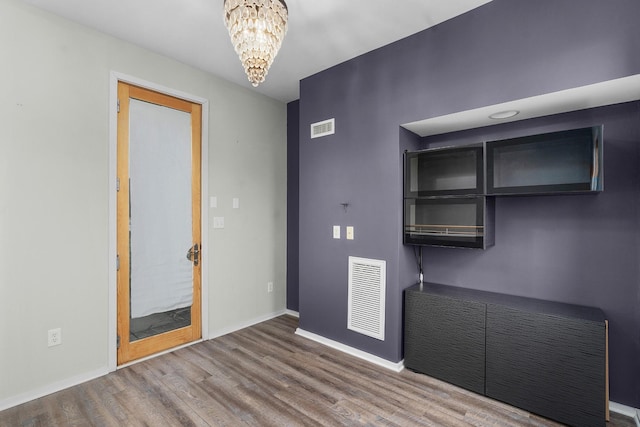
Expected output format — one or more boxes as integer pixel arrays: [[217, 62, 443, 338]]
[[404, 289, 486, 394], [486, 305, 606, 427], [403, 283, 607, 427]]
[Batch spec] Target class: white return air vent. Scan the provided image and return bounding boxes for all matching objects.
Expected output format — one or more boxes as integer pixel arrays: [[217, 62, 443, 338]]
[[310, 118, 335, 138], [348, 256, 386, 341]]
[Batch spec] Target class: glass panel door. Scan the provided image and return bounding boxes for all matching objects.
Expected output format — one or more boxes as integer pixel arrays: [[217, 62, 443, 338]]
[[116, 82, 202, 365], [128, 99, 193, 341]]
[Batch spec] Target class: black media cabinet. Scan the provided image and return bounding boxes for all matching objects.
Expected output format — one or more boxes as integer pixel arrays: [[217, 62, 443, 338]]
[[404, 283, 608, 427]]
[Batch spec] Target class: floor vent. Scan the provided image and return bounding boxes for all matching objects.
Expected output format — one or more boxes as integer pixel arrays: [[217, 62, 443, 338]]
[[348, 256, 386, 341], [310, 118, 335, 138]]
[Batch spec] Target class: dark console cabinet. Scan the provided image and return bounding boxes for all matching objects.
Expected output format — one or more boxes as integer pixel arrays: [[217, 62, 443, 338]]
[[404, 289, 486, 394], [404, 283, 607, 427], [485, 304, 606, 427]]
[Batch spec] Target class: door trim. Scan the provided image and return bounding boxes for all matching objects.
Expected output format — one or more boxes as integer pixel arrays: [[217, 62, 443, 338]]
[[108, 71, 209, 371]]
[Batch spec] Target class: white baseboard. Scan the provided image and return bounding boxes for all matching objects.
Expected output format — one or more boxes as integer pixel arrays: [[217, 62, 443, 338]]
[[610, 402, 640, 426], [284, 309, 299, 318], [4, 314, 636, 424], [295, 328, 404, 373], [0, 367, 108, 412], [208, 309, 288, 340], [1, 310, 290, 413]]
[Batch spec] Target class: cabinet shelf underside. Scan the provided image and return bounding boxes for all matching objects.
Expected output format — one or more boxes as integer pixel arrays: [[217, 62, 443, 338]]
[[405, 224, 484, 237]]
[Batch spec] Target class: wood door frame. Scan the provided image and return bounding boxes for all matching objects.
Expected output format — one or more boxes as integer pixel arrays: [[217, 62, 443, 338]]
[[117, 83, 202, 364], [108, 72, 209, 371]]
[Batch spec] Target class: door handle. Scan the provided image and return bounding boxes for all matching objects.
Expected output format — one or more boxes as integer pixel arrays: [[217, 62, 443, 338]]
[[186, 243, 200, 266]]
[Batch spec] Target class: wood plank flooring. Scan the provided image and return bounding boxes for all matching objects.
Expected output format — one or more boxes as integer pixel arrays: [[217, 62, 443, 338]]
[[0, 315, 635, 427]]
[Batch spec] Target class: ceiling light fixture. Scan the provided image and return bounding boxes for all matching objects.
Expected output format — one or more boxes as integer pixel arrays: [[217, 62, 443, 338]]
[[223, 0, 288, 87], [489, 110, 520, 120]]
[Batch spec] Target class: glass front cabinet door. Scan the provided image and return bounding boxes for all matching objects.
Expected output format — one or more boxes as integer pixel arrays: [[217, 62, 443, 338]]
[[405, 144, 484, 197], [486, 126, 603, 195], [404, 196, 494, 249], [404, 145, 494, 249]]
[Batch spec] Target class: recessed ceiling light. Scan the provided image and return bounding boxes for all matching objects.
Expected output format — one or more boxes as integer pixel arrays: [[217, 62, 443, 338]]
[[489, 110, 520, 120]]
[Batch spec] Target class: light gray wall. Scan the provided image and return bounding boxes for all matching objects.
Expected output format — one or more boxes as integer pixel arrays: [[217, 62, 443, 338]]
[[0, 0, 286, 406]]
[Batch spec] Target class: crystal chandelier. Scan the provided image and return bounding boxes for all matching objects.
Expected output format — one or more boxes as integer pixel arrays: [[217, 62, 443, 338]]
[[223, 0, 288, 87]]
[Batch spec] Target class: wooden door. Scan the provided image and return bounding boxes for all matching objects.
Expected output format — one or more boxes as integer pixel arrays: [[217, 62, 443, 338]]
[[116, 82, 202, 365]]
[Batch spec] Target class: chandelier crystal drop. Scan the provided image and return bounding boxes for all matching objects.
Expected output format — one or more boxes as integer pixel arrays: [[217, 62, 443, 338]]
[[223, 0, 288, 87]]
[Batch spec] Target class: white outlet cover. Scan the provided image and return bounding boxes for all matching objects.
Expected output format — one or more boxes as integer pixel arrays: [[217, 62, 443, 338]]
[[233, 198, 239, 209], [48, 328, 62, 347], [210, 196, 217, 208], [346, 226, 354, 240], [333, 225, 341, 239]]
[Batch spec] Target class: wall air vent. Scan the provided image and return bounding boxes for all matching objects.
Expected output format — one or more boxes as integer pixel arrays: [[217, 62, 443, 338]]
[[347, 256, 386, 341], [310, 118, 335, 139]]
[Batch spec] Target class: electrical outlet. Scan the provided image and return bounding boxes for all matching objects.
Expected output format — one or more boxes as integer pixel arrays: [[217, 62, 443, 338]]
[[333, 225, 340, 239], [48, 328, 62, 347], [267, 282, 274, 293]]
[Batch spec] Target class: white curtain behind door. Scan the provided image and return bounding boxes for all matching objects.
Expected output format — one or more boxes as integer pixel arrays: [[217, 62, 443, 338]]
[[129, 99, 193, 319]]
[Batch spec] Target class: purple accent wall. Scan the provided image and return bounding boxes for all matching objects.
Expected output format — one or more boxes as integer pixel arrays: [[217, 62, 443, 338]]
[[296, 0, 640, 406], [287, 100, 300, 312]]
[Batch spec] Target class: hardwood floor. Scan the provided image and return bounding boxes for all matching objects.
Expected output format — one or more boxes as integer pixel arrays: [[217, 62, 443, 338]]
[[0, 315, 635, 427]]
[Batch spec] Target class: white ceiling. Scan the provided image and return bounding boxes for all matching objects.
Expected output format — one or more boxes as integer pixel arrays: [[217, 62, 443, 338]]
[[20, 0, 493, 103]]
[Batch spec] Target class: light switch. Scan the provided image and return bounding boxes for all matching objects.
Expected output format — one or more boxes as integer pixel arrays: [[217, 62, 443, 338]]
[[210, 196, 217, 208], [333, 225, 341, 239], [346, 226, 354, 240], [233, 198, 239, 209], [213, 217, 225, 229]]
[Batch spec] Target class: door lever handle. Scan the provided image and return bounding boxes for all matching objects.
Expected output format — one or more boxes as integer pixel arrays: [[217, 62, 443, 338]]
[[186, 243, 200, 266]]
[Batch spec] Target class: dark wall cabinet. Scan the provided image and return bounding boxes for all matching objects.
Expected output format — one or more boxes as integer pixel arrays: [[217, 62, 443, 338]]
[[404, 144, 493, 249], [404, 283, 607, 427], [403, 125, 603, 249], [486, 126, 603, 195]]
